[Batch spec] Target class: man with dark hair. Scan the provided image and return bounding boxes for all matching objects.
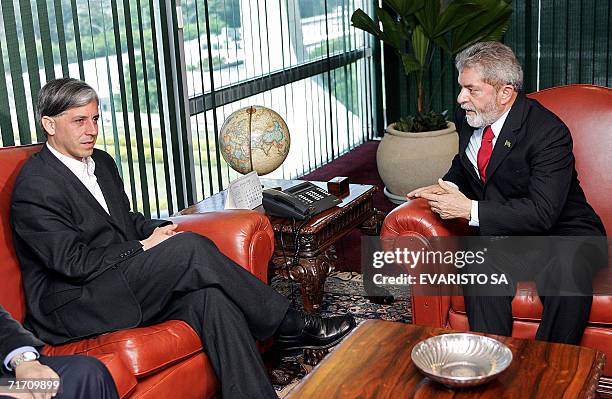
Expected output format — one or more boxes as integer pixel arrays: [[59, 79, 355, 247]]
[[408, 42, 606, 344], [1, 304, 118, 399], [11, 78, 355, 399]]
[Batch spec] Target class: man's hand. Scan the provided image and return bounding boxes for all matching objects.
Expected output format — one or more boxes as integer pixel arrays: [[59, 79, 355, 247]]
[[419, 179, 472, 220], [12, 360, 59, 399], [140, 224, 180, 251], [407, 182, 448, 199]]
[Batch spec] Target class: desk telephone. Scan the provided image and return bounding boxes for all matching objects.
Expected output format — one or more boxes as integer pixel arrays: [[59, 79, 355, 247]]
[[262, 181, 342, 220]]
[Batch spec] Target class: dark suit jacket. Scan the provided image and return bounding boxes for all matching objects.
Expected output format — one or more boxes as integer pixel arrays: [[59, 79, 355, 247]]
[[10, 146, 170, 345], [443, 94, 605, 236], [0, 304, 43, 376]]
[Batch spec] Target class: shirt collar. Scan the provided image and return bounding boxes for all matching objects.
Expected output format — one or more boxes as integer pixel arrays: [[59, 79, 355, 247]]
[[46, 143, 96, 177], [488, 108, 511, 139]]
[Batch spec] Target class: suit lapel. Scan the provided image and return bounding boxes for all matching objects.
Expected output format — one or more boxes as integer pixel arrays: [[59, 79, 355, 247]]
[[456, 112, 481, 183], [40, 146, 111, 219], [92, 154, 130, 233], [484, 94, 527, 183], [40, 146, 126, 233]]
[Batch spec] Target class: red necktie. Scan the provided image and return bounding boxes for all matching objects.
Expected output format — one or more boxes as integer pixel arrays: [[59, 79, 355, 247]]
[[477, 126, 494, 182]]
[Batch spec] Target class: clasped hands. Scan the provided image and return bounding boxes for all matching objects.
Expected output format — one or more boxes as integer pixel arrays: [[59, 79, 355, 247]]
[[140, 224, 181, 251], [407, 178, 472, 221]]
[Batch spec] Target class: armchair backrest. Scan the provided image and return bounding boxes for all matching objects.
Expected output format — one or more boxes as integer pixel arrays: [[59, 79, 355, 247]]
[[527, 84, 612, 232], [0, 144, 44, 322]]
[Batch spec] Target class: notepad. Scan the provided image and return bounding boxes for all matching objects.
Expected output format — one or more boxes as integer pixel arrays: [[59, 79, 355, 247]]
[[225, 171, 263, 210]]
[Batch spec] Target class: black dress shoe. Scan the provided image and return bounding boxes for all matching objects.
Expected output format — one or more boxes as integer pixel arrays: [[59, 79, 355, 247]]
[[276, 314, 356, 352]]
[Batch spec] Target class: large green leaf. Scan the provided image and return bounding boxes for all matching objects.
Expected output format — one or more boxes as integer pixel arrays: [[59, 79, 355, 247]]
[[478, 0, 514, 42], [376, 7, 403, 49], [383, 0, 425, 19], [352, 0, 513, 110], [450, 0, 513, 53], [401, 53, 422, 74], [484, 19, 511, 42], [414, 0, 440, 37], [432, 35, 450, 54], [434, 1, 486, 37], [412, 26, 429, 66], [351, 9, 382, 38]]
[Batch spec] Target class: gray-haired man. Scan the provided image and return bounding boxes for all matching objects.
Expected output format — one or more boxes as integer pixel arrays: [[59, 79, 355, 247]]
[[408, 42, 606, 344]]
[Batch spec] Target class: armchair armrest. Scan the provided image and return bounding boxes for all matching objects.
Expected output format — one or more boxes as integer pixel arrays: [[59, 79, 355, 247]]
[[381, 198, 471, 239], [381, 199, 472, 328], [167, 210, 274, 283]]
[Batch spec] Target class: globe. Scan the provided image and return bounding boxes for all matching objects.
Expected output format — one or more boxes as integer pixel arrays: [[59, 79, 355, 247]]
[[219, 106, 291, 175]]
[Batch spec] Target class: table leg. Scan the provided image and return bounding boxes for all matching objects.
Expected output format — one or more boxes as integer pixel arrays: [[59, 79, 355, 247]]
[[359, 209, 385, 235], [303, 348, 328, 366], [273, 247, 336, 313]]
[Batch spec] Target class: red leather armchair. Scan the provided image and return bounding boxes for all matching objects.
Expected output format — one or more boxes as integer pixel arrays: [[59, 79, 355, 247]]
[[0, 144, 275, 398], [381, 85, 612, 392]]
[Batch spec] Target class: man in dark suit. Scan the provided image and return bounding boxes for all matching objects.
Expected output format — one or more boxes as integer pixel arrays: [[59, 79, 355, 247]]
[[408, 42, 606, 344], [0, 304, 118, 399], [10, 78, 355, 399]]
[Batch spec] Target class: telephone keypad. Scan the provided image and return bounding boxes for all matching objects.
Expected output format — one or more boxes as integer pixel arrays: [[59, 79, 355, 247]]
[[297, 194, 312, 204], [284, 182, 342, 216]]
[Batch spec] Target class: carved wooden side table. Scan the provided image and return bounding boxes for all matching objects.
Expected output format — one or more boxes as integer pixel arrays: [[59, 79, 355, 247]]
[[177, 178, 383, 313], [266, 179, 382, 313]]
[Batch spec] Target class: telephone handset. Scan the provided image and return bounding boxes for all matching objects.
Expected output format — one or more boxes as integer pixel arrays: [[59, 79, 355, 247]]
[[262, 181, 342, 220], [262, 188, 312, 219]]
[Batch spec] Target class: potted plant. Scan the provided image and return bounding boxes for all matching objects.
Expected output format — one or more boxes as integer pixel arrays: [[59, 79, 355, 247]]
[[351, 0, 512, 202]]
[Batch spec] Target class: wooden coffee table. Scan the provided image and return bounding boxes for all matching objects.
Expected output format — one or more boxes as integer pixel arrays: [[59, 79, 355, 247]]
[[177, 178, 383, 313], [287, 320, 605, 398]]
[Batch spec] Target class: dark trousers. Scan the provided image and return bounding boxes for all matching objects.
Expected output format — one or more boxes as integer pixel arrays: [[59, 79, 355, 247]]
[[463, 237, 605, 344], [0, 355, 118, 399], [121, 232, 290, 399]]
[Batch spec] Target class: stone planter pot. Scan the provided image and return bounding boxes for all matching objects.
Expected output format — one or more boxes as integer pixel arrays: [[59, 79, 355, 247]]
[[377, 122, 458, 204]]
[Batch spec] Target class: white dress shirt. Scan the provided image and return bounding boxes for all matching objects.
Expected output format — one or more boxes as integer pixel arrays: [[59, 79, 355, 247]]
[[3, 346, 39, 371], [46, 143, 110, 215]]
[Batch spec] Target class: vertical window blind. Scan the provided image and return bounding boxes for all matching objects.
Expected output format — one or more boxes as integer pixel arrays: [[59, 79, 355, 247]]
[[183, 0, 378, 201], [0, 0, 379, 217]]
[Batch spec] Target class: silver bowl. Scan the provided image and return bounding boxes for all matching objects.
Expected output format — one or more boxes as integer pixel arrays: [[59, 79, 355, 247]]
[[411, 333, 513, 388]]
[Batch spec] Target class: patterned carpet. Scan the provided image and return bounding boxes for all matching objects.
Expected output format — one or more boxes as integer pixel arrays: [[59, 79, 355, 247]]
[[267, 272, 412, 397]]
